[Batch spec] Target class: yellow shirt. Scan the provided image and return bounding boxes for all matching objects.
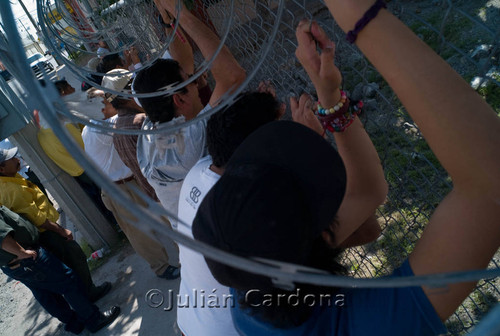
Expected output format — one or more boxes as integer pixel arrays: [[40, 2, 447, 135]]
[[37, 124, 85, 177], [0, 173, 59, 229]]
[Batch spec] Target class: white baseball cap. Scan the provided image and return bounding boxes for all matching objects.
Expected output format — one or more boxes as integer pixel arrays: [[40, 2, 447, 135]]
[[0, 147, 18, 163], [102, 69, 133, 102]]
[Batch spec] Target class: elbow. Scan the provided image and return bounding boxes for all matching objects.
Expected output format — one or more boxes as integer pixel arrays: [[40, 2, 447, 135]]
[[212, 64, 246, 95], [362, 177, 388, 209], [231, 67, 246, 88], [362, 217, 383, 245], [376, 179, 389, 206]]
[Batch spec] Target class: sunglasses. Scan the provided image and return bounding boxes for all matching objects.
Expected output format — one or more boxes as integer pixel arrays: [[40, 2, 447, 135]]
[[104, 92, 118, 103]]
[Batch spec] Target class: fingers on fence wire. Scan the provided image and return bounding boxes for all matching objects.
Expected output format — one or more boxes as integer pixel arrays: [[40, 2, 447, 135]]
[[295, 20, 342, 104], [290, 93, 323, 136]]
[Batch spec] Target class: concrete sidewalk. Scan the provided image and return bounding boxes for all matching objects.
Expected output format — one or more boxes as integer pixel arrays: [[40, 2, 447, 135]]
[[0, 242, 182, 336]]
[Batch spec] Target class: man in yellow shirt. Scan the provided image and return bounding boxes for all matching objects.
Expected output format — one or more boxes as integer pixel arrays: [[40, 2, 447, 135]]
[[0, 147, 111, 302]]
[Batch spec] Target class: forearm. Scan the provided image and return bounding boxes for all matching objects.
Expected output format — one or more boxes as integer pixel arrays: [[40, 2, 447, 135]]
[[334, 119, 387, 203], [39, 219, 64, 235], [337, 215, 381, 249], [333, 118, 387, 245], [325, 0, 500, 193], [154, 0, 193, 71], [1, 235, 28, 257], [177, 9, 245, 93], [319, 86, 387, 202], [315, 82, 386, 242], [167, 26, 194, 74]]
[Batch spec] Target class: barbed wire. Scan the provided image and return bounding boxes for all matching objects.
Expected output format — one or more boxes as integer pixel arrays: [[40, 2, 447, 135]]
[[1, 1, 499, 334]]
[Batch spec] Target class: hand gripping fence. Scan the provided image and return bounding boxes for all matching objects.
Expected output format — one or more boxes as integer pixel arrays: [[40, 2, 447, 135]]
[[1, 1, 499, 334]]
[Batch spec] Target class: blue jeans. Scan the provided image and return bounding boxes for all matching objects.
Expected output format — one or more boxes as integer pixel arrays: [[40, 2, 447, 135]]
[[1, 247, 99, 325]]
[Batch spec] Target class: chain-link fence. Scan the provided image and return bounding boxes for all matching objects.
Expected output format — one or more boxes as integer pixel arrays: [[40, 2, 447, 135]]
[[1, 0, 499, 334], [173, 3, 500, 333]]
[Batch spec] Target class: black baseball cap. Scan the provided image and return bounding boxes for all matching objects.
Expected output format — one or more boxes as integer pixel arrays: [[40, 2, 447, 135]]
[[192, 120, 347, 291]]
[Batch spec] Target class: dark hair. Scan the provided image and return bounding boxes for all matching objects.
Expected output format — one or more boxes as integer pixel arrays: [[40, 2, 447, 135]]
[[238, 225, 346, 328], [207, 92, 281, 168], [133, 59, 187, 123], [109, 81, 133, 109], [54, 80, 70, 94], [110, 97, 131, 110], [98, 54, 123, 74]]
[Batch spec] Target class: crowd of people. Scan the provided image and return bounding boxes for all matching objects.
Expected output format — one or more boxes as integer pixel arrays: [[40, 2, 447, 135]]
[[1, 0, 499, 335]]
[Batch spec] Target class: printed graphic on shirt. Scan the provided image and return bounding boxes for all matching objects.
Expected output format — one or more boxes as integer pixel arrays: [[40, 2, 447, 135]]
[[190, 187, 202, 204], [185, 186, 202, 210]]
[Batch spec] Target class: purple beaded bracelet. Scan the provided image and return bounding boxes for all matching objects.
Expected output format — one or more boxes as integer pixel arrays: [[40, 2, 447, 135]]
[[346, 0, 387, 44]]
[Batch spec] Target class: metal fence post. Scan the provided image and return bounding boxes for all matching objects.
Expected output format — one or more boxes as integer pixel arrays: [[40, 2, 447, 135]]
[[10, 122, 119, 250]]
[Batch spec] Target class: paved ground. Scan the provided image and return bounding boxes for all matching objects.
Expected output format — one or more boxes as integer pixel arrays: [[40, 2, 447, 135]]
[[0, 241, 182, 336]]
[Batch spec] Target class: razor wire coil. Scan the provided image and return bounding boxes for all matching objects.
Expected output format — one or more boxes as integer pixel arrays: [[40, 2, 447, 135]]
[[1, 1, 499, 334]]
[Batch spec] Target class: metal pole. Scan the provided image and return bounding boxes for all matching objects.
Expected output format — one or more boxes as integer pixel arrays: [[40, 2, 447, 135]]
[[10, 124, 119, 249], [18, 0, 40, 34], [18, 18, 44, 54], [17, 0, 45, 54]]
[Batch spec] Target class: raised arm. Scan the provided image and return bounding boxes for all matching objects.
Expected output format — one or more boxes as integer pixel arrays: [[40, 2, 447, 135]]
[[293, 21, 387, 247], [154, 0, 194, 74], [159, 0, 246, 106], [125, 46, 143, 70], [324, 0, 500, 320]]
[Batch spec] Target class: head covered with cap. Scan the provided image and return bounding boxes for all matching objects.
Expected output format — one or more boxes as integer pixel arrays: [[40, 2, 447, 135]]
[[0, 147, 19, 177], [192, 120, 347, 292], [0, 147, 18, 164], [102, 68, 133, 92], [101, 69, 133, 109]]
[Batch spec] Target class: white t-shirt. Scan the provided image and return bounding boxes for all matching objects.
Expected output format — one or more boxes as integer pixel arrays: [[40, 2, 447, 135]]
[[137, 105, 211, 227], [176, 155, 238, 336], [81, 115, 133, 181]]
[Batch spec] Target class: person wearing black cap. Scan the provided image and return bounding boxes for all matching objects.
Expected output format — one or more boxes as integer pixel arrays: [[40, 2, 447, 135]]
[[177, 77, 384, 335], [0, 205, 120, 334], [192, 7, 500, 335]]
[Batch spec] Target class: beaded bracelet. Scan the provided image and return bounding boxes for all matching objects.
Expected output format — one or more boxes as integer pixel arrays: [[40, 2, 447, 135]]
[[317, 91, 348, 116], [316, 93, 363, 133]]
